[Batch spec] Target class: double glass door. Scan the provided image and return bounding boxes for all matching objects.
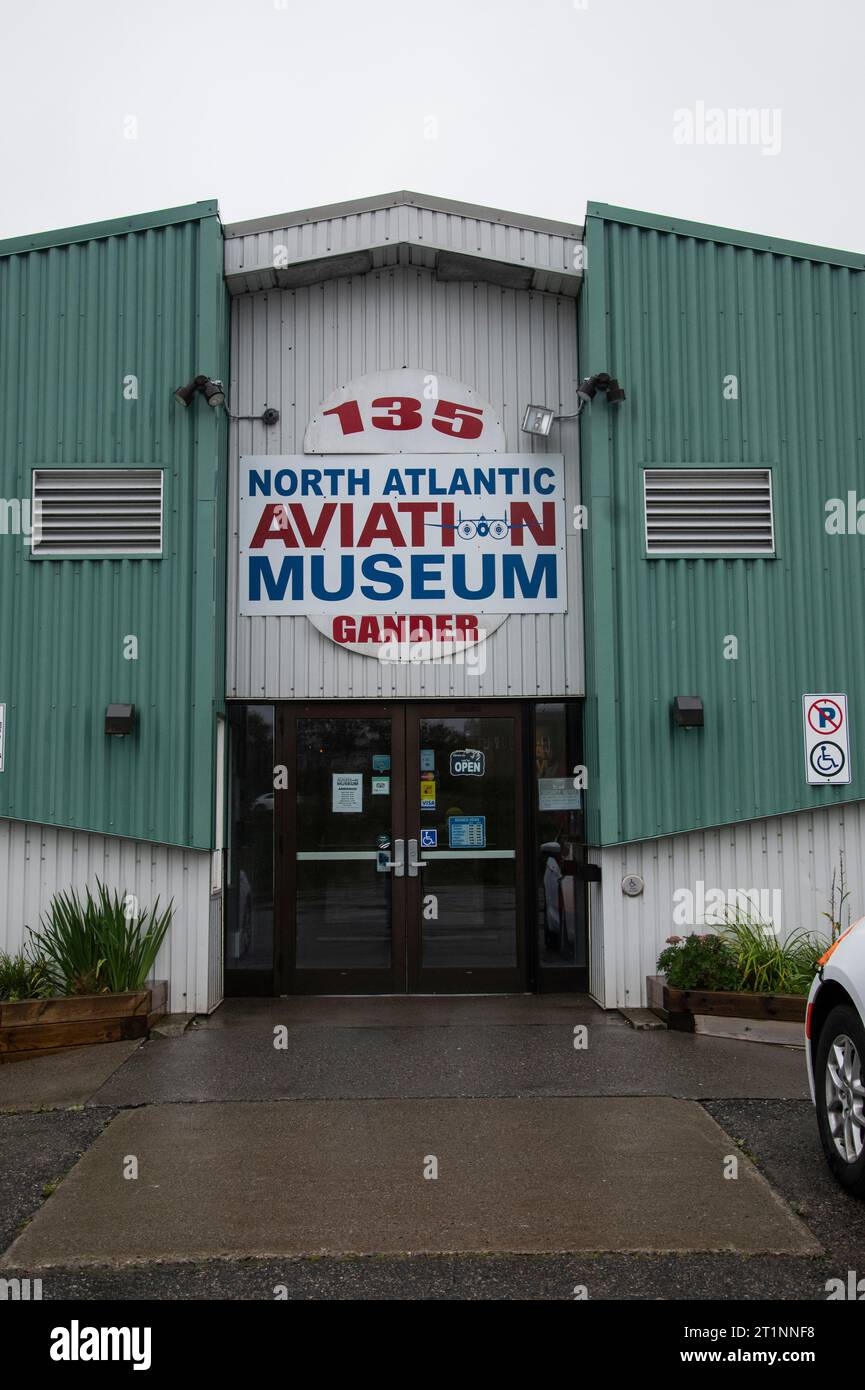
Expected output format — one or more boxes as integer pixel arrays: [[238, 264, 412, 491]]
[[279, 703, 524, 993]]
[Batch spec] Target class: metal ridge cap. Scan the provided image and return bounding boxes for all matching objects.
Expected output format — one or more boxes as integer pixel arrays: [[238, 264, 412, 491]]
[[223, 190, 584, 240]]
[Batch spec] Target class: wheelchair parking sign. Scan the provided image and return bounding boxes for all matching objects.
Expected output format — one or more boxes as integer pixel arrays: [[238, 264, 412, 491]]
[[803, 694, 851, 785]]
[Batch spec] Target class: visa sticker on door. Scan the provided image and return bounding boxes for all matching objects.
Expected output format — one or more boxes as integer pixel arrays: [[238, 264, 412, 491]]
[[448, 815, 486, 849]]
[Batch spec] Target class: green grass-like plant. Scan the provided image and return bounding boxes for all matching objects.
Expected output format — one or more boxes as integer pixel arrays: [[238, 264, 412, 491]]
[[0, 951, 53, 1001], [27, 879, 173, 996], [719, 907, 826, 996]]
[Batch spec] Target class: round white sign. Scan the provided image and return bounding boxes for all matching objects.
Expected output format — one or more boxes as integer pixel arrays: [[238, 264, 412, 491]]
[[303, 367, 506, 454]]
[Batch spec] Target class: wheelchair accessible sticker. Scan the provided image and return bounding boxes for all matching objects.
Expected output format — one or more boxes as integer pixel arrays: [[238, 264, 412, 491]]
[[803, 694, 851, 785]]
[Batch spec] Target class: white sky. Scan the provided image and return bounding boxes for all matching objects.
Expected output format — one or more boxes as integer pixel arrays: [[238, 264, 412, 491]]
[[1, 0, 861, 251]]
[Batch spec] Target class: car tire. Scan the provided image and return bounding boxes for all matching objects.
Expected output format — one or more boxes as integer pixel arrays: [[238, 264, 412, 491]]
[[815, 1003, 865, 1198]]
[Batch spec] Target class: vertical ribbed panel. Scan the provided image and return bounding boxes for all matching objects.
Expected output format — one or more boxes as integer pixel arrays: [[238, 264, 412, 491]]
[[225, 267, 584, 699], [0, 207, 229, 847], [582, 207, 865, 845], [593, 801, 865, 1008], [0, 816, 213, 1013]]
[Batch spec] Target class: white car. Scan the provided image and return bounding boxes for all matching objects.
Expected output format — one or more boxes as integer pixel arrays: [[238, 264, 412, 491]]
[[806, 916, 865, 1196]]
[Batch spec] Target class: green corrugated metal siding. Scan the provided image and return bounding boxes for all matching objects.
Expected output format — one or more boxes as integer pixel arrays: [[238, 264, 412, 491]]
[[0, 204, 229, 848], [581, 203, 865, 847]]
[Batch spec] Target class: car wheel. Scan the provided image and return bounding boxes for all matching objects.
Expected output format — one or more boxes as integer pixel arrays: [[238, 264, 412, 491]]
[[815, 1003, 865, 1198]]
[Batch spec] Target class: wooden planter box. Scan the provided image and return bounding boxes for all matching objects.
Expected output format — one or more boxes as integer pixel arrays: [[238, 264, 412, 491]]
[[648, 974, 806, 1034], [0, 980, 168, 1064]]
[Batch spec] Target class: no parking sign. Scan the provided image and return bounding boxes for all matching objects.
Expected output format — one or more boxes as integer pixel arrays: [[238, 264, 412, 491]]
[[803, 694, 851, 785]]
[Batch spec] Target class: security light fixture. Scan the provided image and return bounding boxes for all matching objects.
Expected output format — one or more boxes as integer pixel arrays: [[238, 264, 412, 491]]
[[673, 695, 704, 728], [172, 376, 278, 425], [105, 703, 136, 736], [173, 375, 209, 407], [202, 378, 226, 409], [577, 372, 625, 405], [521, 372, 625, 436], [521, 405, 557, 437]]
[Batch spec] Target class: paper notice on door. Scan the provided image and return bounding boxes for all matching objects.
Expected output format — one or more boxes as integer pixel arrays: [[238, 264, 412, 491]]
[[538, 777, 582, 811], [332, 772, 363, 812]]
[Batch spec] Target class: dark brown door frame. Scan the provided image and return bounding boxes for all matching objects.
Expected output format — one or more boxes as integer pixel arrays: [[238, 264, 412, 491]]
[[275, 700, 525, 995], [276, 702, 407, 995], [404, 701, 525, 994]]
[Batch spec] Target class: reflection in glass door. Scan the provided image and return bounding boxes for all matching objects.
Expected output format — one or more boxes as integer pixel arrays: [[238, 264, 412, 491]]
[[281, 705, 406, 993], [405, 706, 524, 992], [277, 702, 523, 994]]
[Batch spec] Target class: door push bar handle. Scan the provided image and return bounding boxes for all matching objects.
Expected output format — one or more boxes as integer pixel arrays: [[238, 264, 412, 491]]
[[383, 838, 405, 877], [408, 838, 428, 876]]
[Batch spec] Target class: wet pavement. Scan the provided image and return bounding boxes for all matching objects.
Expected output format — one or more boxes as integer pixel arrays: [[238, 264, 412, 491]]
[[87, 997, 809, 1106], [0, 995, 847, 1300]]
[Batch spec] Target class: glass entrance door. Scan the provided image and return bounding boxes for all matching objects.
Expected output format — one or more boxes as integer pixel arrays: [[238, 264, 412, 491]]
[[280, 704, 407, 992], [278, 702, 524, 994], [405, 706, 524, 992]]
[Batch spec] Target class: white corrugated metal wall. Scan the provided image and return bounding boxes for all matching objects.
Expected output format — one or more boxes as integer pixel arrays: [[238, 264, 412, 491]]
[[0, 818, 214, 1014], [591, 801, 865, 1008], [225, 265, 584, 700]]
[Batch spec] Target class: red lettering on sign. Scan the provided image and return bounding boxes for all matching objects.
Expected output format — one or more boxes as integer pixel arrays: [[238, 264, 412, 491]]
[[431, 399, 484, 439], [509, 501, 557, 546], [356, 504, 407, 547], [371, 397, 423, 430], [322, 400, 364, 434], [396, 502, 439, 544], [249, 503, 293, 548], [329, 614, 482, 645]]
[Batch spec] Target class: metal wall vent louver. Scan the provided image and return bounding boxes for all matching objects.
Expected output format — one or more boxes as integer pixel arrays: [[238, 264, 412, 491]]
[[643, 468, 774, 556], [31, 469, 163, 557]]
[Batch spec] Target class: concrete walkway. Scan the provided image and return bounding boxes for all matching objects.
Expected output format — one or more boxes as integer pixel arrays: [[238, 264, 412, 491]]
[[0, 995, 824, 1285], [2, 1096, 818, 1267], [86, 996, 809, 1107]]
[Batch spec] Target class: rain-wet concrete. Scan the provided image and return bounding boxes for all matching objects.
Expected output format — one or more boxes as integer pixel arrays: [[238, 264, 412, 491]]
[[1, 1096, 820, 1268]]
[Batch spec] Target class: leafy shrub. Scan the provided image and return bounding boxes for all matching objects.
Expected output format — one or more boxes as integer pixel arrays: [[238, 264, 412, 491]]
[[656, 933, 740, 991], [719, 909, 826, 996], [0, 951, 52, 1002], [657, 911, 830, 996], [27, 879, 173, 996]]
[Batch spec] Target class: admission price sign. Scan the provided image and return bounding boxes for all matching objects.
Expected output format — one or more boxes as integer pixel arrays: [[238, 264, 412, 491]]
[[803, 694, 851, 785]]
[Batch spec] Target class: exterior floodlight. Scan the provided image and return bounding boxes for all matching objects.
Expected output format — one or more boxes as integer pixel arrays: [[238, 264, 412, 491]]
[[173, 374, 208, 407], [578, 372, 625, 404], [202, 379, 226, 409], [105, 703, 136, 736], [673, 695, 703, 728], [521, 405, 556, 436]]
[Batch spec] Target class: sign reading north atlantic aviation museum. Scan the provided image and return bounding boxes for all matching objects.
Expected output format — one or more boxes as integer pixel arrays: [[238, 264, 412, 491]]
[[237, 368, 567, 654], [239, 454, 566, 619]]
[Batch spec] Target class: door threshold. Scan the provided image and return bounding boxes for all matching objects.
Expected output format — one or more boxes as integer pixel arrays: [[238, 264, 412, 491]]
[[278, 992, 534, 999]]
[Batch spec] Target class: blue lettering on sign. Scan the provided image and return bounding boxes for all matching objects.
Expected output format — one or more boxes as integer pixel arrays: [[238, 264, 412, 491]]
[[248, 555, 302, 600], [360, 554, 403, 600], [502, 554, 557, 600]]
